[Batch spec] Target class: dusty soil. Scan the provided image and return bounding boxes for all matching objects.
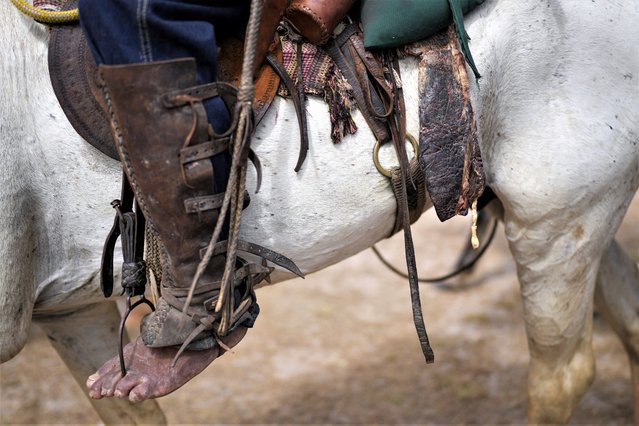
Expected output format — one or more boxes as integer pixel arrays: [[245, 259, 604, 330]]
[[1, 195, 637, 425]]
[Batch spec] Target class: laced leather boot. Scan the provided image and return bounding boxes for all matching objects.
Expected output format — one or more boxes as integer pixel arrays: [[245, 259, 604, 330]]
[[101, 58, 270, 351]]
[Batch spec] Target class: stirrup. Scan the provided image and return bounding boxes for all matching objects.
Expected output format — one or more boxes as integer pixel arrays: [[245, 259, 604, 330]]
[[106, 174, 156, 376], [118, 292, 155, 376]]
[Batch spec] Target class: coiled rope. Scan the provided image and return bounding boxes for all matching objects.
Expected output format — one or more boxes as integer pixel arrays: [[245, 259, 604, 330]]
[[10, 0, 78, 24]]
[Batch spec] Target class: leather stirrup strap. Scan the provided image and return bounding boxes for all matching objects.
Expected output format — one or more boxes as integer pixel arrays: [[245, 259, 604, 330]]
[[101, 172, 135, 297], [385, 52, 435, 364]]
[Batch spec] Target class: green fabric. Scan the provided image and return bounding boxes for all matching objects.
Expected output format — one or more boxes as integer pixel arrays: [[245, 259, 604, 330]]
[[361, 0, 484, 78], [361, 0, 483, 48]]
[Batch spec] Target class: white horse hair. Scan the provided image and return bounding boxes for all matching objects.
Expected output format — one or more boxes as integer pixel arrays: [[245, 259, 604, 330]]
[[1, 0, 638, 423]]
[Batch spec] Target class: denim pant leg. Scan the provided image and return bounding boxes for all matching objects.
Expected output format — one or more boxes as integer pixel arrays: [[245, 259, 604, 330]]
[[78, 0, 250, 199]]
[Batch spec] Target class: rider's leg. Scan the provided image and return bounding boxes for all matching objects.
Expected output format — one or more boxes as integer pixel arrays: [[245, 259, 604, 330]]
[[77, 0, 267, 401], [80, 0, 249, 133]]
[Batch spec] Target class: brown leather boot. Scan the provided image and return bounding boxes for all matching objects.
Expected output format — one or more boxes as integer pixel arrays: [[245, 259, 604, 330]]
[[101, 58, 275, 351]]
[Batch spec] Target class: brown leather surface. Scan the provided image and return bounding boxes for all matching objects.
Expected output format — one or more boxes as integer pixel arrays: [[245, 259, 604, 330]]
[[254, 0, 290, 73], [286, 0, 357, 44], [48, 7, 117, 160], [50, 17, 283, 163], [326, 23, 390, 142], [218, 37, 283, 125], [101, 59, 227, 291], [407, 27, 485, 222]]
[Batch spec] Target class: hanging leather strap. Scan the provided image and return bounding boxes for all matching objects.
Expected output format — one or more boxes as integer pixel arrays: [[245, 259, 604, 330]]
[[326, 23, 390, 143], [265, 51, 310, 171], [383, 53, 434, 364], [326, 25, 435, 363], [100, 172, 146, 298]]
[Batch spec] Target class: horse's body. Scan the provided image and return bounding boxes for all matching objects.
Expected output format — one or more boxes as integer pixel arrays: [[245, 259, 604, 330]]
[[2, 0, 638, 423]]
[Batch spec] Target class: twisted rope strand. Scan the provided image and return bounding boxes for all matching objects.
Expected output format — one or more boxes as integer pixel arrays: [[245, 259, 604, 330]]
[[183, 0, 261, 337]]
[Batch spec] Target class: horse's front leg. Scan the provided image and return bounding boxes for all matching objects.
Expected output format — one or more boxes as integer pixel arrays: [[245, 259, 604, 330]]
[[595, 240, 639, 424], [35, 302, 166, 425], [0, 166, 38, 362]]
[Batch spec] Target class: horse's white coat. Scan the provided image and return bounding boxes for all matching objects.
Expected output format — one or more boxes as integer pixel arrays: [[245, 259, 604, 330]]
[[1, 0, 638, 423]]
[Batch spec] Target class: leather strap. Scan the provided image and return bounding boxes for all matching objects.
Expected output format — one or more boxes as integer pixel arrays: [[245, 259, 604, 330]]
[[184, 191, 250, 214], [385, 54, 434, 364], [266, 51, 310, 171], [100, 173, 146, 298], [199, 239, 303, 278], [163, 82, 221, 107], [180, 139, 229, 165], [184, 194, 225, 214], [326, 24, 390, 142], [390, 160, 427, 235]]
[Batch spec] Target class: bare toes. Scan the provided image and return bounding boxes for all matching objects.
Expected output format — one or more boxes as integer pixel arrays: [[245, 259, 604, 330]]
[[128, 377, 152, 403], [87, 356, 121, 398], [86, 372, 100, 388], [100, 370, 125, 397], [88, 377, 105, 399], [113, 373, 145, 398]]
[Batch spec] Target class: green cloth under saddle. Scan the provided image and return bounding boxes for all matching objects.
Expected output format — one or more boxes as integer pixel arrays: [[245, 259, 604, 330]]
[[361, 0, 484, 78]]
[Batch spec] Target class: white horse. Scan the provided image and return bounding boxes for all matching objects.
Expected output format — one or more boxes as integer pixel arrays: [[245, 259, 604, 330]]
[[2, 0, 638, 424]]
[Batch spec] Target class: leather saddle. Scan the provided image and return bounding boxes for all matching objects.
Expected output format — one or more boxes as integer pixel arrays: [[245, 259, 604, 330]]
[[48, 22, 283, 162]]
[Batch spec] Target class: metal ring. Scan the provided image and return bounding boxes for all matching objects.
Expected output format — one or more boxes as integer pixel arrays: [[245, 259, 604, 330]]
[[373, 132, 419, 178]]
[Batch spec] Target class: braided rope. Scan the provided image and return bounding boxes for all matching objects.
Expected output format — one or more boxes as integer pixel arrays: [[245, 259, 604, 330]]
[[145, 223, 163, 301], [237, 0, 262, 101], [10, 0, 78, 23], [184, 0, 263, 337]]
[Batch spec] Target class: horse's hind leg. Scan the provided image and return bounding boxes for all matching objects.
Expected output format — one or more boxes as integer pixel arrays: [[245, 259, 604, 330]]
[[510, 228, 598, 423], [499, 181, 634, 422], [594, 240, 639, 423], [35, 302, 166, 425]]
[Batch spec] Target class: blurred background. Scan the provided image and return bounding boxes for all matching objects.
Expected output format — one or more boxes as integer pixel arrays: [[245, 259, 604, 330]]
[[1, 194, 637, 424]]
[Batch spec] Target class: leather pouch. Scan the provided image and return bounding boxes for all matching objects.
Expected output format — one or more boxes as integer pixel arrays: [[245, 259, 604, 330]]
[[285, 0, 358, 45]]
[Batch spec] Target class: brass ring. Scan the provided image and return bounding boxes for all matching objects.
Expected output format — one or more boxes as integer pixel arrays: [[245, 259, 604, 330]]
[[373, 132, 419, 178]]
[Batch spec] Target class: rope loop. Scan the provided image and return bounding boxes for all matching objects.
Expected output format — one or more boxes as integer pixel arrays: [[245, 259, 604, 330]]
[[10, 0, 79, 24]]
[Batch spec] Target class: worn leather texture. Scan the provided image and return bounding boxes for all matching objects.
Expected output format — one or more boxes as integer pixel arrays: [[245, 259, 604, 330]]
[[101, 60, 226, 290], [48, 11, 117, 160], [286, 0, 357, 44], [254, 0, 290, 73], [407, 27, 485, 222], [100, 58, 280, 351], [49, 20, 283, 162], [217, 37, 283, 124], [326, 23, 390, 143]]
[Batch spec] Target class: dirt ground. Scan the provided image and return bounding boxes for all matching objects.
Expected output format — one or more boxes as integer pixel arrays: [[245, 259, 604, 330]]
[[1, 194, 637, 425]]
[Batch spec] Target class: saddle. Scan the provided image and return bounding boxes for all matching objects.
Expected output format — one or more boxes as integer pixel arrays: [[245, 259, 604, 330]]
[[48, 1, 483, 221], [49, 24, 284, 162], [46, 0, 485, 367]]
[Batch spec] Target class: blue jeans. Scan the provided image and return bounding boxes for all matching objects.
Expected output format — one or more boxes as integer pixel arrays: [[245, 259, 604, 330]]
[[78, 0, 250, 224]]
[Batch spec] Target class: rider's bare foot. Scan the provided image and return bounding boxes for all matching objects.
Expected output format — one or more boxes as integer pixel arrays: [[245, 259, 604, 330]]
[[86, 326, 247, 403]]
